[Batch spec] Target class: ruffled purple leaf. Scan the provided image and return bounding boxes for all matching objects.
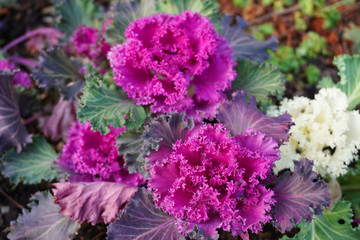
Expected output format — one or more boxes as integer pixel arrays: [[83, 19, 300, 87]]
[[32, 46, 83, 100], [272, 158, 331, 233], [108, 11, 236, 118], [56, 121, 145, 186], [52, 181, 137, 225], [143, 113, 194, 165], [107, 187, 185, 240], [0, 71, 32, 154], [43, 97, 77, 141], [218, 91, 292, 144], [220, 15, 277, 62], [148, 124, 276, 237], [7, 191, 80, 240]]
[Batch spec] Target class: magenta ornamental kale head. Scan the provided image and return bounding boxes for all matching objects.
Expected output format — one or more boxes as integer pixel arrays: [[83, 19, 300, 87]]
[[108, 11, 236, 119], [57, 121, 144, 187], [148, 124, 278, 238], [71, 25, 111, 72]]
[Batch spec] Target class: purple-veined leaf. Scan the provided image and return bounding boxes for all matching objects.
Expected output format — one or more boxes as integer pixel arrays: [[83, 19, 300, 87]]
[[272, 158, 331, 233], [0, 71, 31, 154], [107, 187, 185, 240], [143, 113, 194, 164], [43, 97, 77, 141], [218, 91, 292, 144], [7, 191, 80, 240], [32, 46, 83, 100], [144, 113, 194, 149], [52, 181, 137, 225], [220, 15, 277, 62]]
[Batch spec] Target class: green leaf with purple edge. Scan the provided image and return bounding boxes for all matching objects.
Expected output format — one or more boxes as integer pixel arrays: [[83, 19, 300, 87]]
[[0, 71, 32, 154], [52, 181, 137, 225], [231, 58, 285, 104], [218, 91, 292, 144], [8, 191, 80, 240], [220, 15, 278, 62], [272, 158, 331, 233], [116, 129, 148, 177], [0, 135, 60, 184], [107, 187, 185, 240], [32, 46, 84, 100]]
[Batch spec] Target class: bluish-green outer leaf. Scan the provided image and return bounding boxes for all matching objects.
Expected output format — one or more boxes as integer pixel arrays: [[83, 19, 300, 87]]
[[282, 201, 360, 240], [333, 54, 360, 110], [77, 83, 144, 135], [0, 135, 60, 184]]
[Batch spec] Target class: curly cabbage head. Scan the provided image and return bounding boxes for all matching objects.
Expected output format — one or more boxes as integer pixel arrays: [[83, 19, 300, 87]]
[[270, 87, 360, 177]]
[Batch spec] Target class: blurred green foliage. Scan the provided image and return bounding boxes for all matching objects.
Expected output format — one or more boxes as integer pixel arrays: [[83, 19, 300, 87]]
[[344, 23, 360, 53], [252, 23, 275, 41], [305, 64, 321, 84], [268, 32, 328, 83], [233, 0, 250, 7]]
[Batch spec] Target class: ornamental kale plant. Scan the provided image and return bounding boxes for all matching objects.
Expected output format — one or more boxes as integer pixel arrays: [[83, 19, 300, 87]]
[[1, 0, 360, 240]]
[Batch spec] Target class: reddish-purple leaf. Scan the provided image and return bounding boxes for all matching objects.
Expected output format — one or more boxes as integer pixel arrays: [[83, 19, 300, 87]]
[[272, 158, 331, 233], [218, 91, 292, 144], [43, 97, 77, 141], [0, 71, 32, 154], [107, 188, 185, 240], [52, 181, 137, 225], [220, 15, 277, 62]]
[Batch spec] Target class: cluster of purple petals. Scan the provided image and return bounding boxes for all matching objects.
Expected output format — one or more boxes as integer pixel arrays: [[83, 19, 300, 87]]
[[0, 59, 31, 88], [148, 124, 278, 237], [108, 11, 236, 119], [57, 121, 144, 187], [71, 25, 111, 73]]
